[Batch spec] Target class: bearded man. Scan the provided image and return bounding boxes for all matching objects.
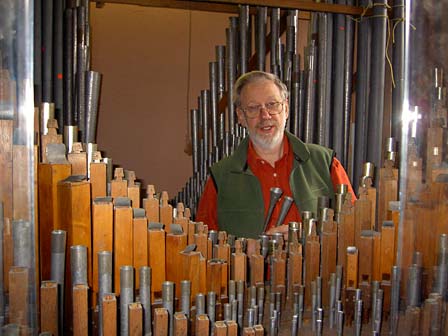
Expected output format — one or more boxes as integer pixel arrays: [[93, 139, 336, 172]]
[[196, 71, 355, 238]]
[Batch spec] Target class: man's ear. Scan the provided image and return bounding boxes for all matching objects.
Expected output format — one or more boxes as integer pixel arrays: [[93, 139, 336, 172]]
[[236, 107, 247, 127], [284, 99, 289, 119]]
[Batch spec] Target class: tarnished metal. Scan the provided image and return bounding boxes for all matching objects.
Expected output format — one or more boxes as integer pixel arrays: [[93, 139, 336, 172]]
[[196, 293, 205, 315], [140, 266, 152, 336], [255, 7, 267, 71], [120, 266, 134, 336], [180, 280, 190, 319], [275, 196, 294, 227], [263, 187, 283, 232], [162, 281, 175, 336], [98, 251, 112, 336], [71, 245, 87, 286], [51, 230, 66, 335]]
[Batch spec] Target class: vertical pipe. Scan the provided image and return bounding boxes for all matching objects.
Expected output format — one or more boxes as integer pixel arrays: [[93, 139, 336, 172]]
[[367, 0, 388, 181], [325, 0, 334, 148], [162, 281, 174, 336], [201, 90, 210, 170], [354, 0, 372, 191], [332, 0, 346, 162], [180, 280, 191, 319], [140, 266, 152, 336], [34, 0, 42, 105], [270, 8, 280, 77], [51, 230, 66, 335], [70, 245, 87, 286], [290, 55, 300, 137], [303, 38, 316, 143], [63, 8, 74, 127], [120, 266, 134, 336], [255, 7, 267, 71], [42, 0, 54, 103], [191, 109, 199, 174], [391, 0, 405, 143], [209, 62, 219, 152], [53, 0, 65, 125], [343, 0, 355, 170], [216, 46, 226, 100], [317, 12, 329, 146], [226, 24, 237, 136], [85, 71, 102, 144], [238, 5, 249, 76], [98, 251, 112, 336]]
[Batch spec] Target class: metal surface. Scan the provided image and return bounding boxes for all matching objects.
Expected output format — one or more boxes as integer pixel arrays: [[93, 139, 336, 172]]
[[255, 6, 267, 71], [263, 187, 283, 232], [85, 71, 102, 144], [98, 251, 112, 336], [140, 266, 152, 336], [71, 245, 88, 286], [275, 196, 294, 227], [13, 220, 32, 269], [120, 266, 134, 336], [162, 281, 174, 336]]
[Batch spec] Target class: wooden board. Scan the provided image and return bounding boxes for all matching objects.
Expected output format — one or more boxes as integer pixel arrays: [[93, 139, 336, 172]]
[[73, 284, 89, 336], [92, 198, 113, 295], [9, 267, 29, 326], [102, 294, 117, 335], [113, 204, 133, 295], [38, 163, 71, 280], [133, 215, 148, 289], [166, 232, 187, 298], [90, 162, 107, 199], [148, 228, 166, 299], [128, 302, 143, 336], [40, 281, 58, 336], [0, 120, 13, 220]]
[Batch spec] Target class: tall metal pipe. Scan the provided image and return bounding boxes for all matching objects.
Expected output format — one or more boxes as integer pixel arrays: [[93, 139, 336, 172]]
[[226, 22, 237, 135], [391, 0, 405, 143], [162, 281, 174, 336], [354, 0, 372, 191], [120, 266, 134, 336], [53, 0, 64, 123], [191, 109, 199, 174], [140, 267, 151, 336], [12, 219, 32, 271], [317, 11, 329, 146], [98, 251, 112, 336], [367, 0, 388, 179], [216, 46, 226, 100], [343, 0, 355, 170], [270, 8, 281, 78], [332, 0, 346, 162], [255, 7, 267, 71], [304, 39, 317, 143], [42, 0, 54, 103], [85, 71, 102, 144], [51, 230, 66, 335], [180, 280, 191, 319], [209, 62, 219, 153], [70, 245, 87, 286], [63, 8, 74, 127], [238, 5, 250, 76]]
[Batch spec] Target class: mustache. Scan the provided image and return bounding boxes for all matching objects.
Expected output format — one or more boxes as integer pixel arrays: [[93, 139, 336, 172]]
[[256, 121, 278, 128]]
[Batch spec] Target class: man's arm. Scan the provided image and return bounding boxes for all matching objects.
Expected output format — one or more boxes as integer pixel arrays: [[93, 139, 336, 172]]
[[330, 157, 357, 202], [196, 177, 219, 231]]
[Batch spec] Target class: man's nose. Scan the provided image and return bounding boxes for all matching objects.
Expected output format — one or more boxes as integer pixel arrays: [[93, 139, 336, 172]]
[[259, 106, 272, 119]]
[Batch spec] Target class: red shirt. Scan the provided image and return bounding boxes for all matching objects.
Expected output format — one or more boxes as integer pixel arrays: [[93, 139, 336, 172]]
[[196, 137, 356, 231]]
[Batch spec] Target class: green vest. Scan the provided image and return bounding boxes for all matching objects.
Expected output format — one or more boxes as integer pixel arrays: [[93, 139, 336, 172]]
[[210, 131, 335, 238]]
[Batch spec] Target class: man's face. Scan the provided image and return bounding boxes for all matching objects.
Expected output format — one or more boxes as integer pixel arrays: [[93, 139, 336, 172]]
[[236, 80, 289, 151]]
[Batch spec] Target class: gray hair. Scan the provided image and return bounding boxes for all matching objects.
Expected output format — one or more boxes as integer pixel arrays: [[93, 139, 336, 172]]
[[233, 71, 289, 107]]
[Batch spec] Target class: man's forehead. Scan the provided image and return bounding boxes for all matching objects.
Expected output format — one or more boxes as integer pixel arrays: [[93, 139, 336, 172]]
[[240, 80, 282, 99]]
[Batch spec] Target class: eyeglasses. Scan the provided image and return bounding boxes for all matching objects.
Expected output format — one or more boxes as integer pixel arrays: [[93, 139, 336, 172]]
[[241, 101, 285, 118]]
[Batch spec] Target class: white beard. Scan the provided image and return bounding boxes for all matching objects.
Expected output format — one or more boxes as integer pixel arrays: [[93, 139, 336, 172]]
[[247, 121, 285, 151]]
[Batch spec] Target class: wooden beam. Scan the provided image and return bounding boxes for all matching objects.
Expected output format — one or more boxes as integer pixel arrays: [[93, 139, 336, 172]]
[[94, 0, 365, 16]]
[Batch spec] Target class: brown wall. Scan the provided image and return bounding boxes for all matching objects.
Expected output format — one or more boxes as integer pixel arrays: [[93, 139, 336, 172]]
[[90, 4, 309, 198], [90, 4, 229, 197]]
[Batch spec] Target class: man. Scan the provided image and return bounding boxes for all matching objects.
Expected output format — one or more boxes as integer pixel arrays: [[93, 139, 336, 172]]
[[197, 71, 355, 238]]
